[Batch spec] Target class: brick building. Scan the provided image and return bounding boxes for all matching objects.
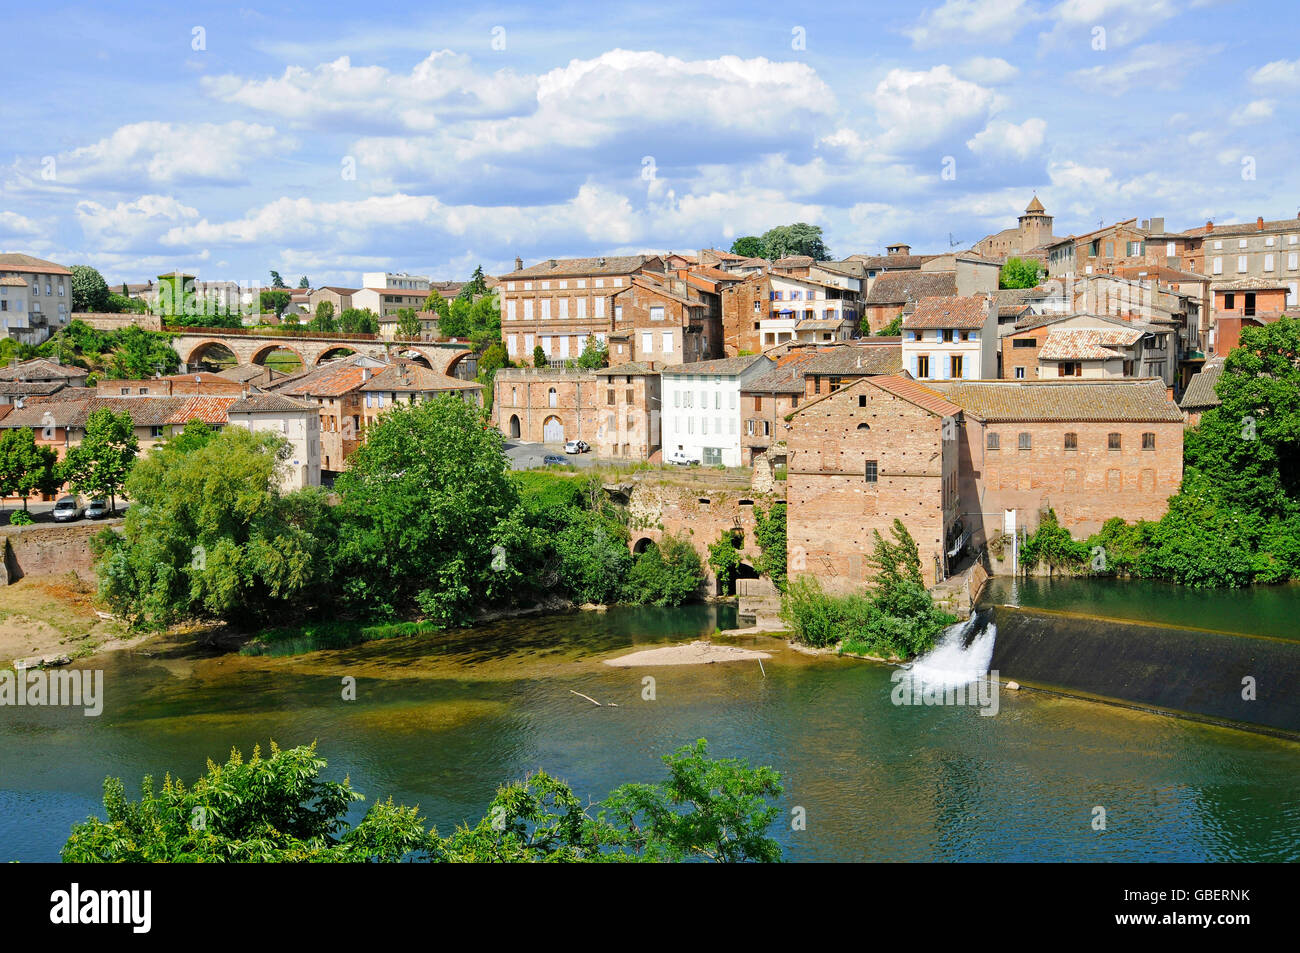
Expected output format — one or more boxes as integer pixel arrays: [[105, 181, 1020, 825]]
[[1000, 313, 1170, 382], [591, 363, 661, 459], [928, 379, 1184, 543], [972, 195, 1056, 261], [493, 366, 602, 447], [608, 272, 719, 366], [785, 375, 964, 589], [1045, 218, 1152, 278]]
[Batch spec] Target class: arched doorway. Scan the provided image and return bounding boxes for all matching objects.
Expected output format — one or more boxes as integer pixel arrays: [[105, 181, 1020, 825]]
[[728, 561, 760, 596], [509, 415, 521, 439], [543, 415, 564, 443]]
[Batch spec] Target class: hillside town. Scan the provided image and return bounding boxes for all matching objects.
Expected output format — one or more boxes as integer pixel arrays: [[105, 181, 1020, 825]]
[[2, 198, 1294, 595]]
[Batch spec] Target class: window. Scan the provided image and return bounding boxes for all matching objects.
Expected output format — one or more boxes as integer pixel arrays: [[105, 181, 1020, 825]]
[[1239, 239, 1248, 249], [858, 394, 866, 408], [754, 395, 763, 411], [1013, 338, 1036, 348], [950, 355, 963, 378], [1108, 432, 1121, 450], [1166, 241, 1176, 256], [1058, 362, 1082, 377], [1142, 432, 1155, 450], [614, 306, 623, 321], [547, 388, 557, 408], [1290, 253, 1299, 270], [1015, 366, 1026, 379], [1213, 240, 1222, 250], [641, 331, 653, 354], [662, 331, 673, 354], [1238, 256, 1248, 273], [1018, 432, 1032, 450], [864, 460, 877, 483], [916, 355, 930, 378], [607, 389, 615, 406], [1212, 257, 1223, 275], [1064, 432, 1077, 451], [1224, 293, 1235, 310], [650, 306, 665, 321], [150, 425, 165, 438]]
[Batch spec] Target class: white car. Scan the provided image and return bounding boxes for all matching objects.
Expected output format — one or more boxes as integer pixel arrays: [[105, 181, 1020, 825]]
[[666, 449, 701, 466], [564, 440, 589, 454]]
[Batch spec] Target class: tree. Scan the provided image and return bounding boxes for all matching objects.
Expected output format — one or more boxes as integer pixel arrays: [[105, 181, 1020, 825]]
[[576, 337, 608, 369], [533, 344, 548, 368], [395, 307, 422, 338], [457, 265, 489, 301], [62, 743, 435, 863], [70, 265, 111, 312], [336, 307, 379, 334], [260, 289, 291, 319], [310, 301, 336, 332], [424, 293, 451, 324], [0, 428, 59, 510], [96, 427, 335, 627], [333, 396, 520, 626], [297, 276, 310, 289], [759, 223, 830, 261], [752, 502, 787, 589], [999, 257, 1045, 289], [59, 408, 138, 513], [602, 739, 783, 862], [269, 270, 286, 289], [102, 326, 180, 379], [729, 236, 767, 258], [623, 536, 704, 606]]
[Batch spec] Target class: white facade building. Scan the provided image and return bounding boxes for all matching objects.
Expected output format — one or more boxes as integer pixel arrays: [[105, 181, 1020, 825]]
[[901, 295, 998, 381], [660, 355, 774, 466]]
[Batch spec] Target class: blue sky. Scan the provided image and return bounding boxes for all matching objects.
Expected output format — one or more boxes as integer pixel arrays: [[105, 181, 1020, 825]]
[[2, 0, 1298, 286]]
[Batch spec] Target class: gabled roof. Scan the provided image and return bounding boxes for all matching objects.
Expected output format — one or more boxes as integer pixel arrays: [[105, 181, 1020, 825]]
[[506, 255, 659, 279], [0, 254, 72, 276], [791, 373, 962, 419], [927, 379, 1182, 423], [661, 355, 770, 377], [1037, 328, 1136, 361], [227, 393, 316, 414], [866, 270, 958, 305], [1212, 277, 1293, 291], [903, 295, 991, 330], [802, 344, 903, 376], [1180, 359, 1224, 411], [0, 358, 87, 381], [358, 364, 481, 393]]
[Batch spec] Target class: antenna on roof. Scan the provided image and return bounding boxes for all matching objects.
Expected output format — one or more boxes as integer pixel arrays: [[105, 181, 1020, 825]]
[[948, 233, 962, 248]]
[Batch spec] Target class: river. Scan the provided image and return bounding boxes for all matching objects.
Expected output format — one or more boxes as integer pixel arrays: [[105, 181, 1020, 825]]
[[1, 593, 1296, 862]]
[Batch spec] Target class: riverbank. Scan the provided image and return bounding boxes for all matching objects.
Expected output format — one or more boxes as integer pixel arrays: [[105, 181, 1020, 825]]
[[0, 573, 148, 669]]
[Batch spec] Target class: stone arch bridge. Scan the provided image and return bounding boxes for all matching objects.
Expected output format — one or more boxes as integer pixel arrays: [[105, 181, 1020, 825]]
[[170, 329, 474, 377]]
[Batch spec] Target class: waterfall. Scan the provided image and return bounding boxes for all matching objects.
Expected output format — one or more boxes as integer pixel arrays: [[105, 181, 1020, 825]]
[[901, 612, 998, 689]]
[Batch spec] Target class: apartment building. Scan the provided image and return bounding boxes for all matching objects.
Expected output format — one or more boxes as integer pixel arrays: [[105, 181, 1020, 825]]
[[308, 286, 357, 315], [498, 255, 664, 365], [760, 271, 861, 347], [352, 272, 432, 318], [1188, 215, 1300, 306], [901, 295, 998, 381], [226, 393, 322, 490], [0, 254, 73, 344], [1045, 219, 1152, 278], [660, 355, 774, 466], [592, 363, 661, 459], [608, 272, 719, 365], [493, 366, 603, 446], [786, 374, 963, 589]]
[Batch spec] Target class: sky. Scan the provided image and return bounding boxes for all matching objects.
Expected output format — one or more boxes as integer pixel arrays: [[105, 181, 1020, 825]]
[[2, 0, 1298, 287]]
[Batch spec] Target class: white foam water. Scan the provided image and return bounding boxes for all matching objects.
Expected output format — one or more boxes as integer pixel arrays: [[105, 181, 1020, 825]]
[[902, 614, 997, 689]]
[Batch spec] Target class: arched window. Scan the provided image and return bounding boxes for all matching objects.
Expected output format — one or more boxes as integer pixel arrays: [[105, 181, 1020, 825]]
[[548, 387, 557, 408]]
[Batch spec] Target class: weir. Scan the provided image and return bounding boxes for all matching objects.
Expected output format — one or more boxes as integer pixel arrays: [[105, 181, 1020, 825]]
[[984, 604, 1300, 737]]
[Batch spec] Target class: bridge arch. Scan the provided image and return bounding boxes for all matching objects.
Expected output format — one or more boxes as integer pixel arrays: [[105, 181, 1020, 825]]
[[442, 348, 475, 378], [397, 349, 433, 369], [316, 345, 359, 365], [250, 342, 306, 369], [185, 339, 239, 369]]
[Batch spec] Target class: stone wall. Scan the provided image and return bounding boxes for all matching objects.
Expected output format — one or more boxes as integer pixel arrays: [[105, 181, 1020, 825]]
[[0, 521, 119, 583]]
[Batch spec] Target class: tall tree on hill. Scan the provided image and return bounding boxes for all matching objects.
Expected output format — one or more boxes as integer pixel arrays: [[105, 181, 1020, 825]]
[[729, 236, 767, 258], [457, 265, 489, 301], [269, 270, 286, 289], [759, 223, 830, 261], [297, 276, 310, 289]]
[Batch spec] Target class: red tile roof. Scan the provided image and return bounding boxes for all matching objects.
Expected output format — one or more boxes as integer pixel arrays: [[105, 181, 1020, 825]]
[[902, 295, 991, 330]]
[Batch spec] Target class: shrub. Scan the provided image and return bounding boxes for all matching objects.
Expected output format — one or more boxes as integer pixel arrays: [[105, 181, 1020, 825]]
[[8, 510, 33, 526], [624, 536, 704, 606]]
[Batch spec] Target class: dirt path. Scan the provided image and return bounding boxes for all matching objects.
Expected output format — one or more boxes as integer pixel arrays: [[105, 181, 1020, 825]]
[[0, 573, 144, 667]]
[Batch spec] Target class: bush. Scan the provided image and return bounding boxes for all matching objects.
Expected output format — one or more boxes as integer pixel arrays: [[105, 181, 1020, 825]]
[[707, 530, 743, 592], [1019, 508, 1090, 574], [7, 510, 33, 526], [624, 536, 704, 606]]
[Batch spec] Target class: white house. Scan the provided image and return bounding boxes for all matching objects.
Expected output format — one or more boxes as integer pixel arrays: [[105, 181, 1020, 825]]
[[226, 393, 322, 491], [901, 294, 998, 381], [659, 355, 774, 466]]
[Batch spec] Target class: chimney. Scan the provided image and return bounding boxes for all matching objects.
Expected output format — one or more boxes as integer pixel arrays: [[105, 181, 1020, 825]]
[[1151, 217, 1165, 233], [1205, 220, 1214, 233], [547, 259, 557, 269], [362, 367, 371, 382], [1257, 216, 1265, 231], [514, 256, 523, 271]]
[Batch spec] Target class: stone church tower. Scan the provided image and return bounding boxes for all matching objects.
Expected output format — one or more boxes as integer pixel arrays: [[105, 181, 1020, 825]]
[[1017, 195, 1053, 251]]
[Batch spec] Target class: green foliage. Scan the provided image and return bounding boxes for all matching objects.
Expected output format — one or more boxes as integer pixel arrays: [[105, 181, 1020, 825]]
[[260, 289, 291, 318], [96, 427, 335, 628], [309, 301, 336, 332], [394, 307, 422, 338], [759, 223, 830, 261], [336, 307, 379, 334], [62, 742, 436, 863], [752, 502, 787, 589], [102, 325, 180, 379], [440, 292, 500, 341], [707, 530, 743, 592], [623, 535, 704, 606], [297, 276, 310, 289], [59, 408, 138, 509], [333, 396, 518, 626], [424, 293, 450, 321], [533, 344, 548, 368], [553, 508, 633, 604], [70, 265, 111, 312], [457, 265, 489, 301], [1019, 508, 1090, 573], [106, 292, 146, 314], [65, 740, 784, 863], [999, 257, 1045, 289], [875, 314, 903, 336], [576, 337, 609, 369], [0, 428, 60, 509], [269, 270, 286, 289], [781, 520, 955, 658], [8, 510, 34, 526], [729, 236, 767, 258]]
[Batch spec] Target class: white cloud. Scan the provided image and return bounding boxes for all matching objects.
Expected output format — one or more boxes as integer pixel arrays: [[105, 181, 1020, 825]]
[[0, 211, 43, 237], [8, 121, 284, 192], [869, 66, 1003, 152], [1250, 59, 1300, 86], [1071, 42, 1208, 95], [1046, 0, 1179, 48], [1229, 99, 1275, 126], [957, 56, 1020, 84], [76, 195, 201, 253], [907, 0, 1035, 48], [967, 117, 1047, 159]]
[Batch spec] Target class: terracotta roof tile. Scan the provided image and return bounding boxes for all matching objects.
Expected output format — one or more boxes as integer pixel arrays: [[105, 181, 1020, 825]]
[[866, 271, 957, 305], [902, 295, 991, 330], [928, 379, 1182, 422]]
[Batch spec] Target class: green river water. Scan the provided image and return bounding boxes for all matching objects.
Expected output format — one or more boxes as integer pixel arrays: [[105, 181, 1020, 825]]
[[1, 586, 1297, 862]]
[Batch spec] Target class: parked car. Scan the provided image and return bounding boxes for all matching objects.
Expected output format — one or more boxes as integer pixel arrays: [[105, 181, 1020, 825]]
[[542, 454, 567, 466], [86, 498, 110, 520], [52, 496, 85, 522], [666, 449, 701, 466], [564, 440, 590, 454]]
